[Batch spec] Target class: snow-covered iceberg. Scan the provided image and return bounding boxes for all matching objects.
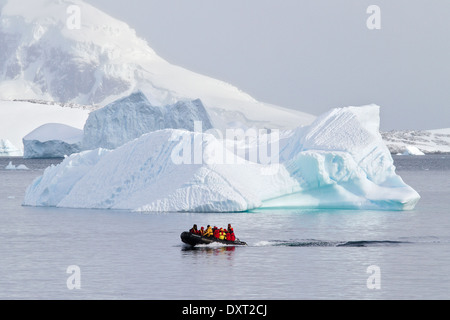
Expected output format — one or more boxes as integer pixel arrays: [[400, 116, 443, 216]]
[[23, 123, 83, 159], [0, 100, 90, 157], [82, 91, 214, 150], [0, 139, 22, 156], [401, 146, 425, 156], [23, 105, 420, 212]]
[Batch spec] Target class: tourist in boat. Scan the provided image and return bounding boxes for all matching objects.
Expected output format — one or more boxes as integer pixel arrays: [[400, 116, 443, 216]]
[[203, 225, 213, 238], [213, 227, 220, 239], [219, 228, 226, 240], [188, 224, 237, 241], [190, 224, 199, 234]]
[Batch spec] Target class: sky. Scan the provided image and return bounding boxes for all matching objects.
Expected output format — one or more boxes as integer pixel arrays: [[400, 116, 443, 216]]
[[79, 1, 449, 130]]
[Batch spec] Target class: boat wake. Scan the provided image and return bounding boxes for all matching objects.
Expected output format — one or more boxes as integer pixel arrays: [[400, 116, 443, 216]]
[[253, 239, 412, 248]]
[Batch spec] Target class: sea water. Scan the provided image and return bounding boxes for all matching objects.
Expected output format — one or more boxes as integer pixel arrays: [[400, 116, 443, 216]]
[[0, 155, 449, 300]]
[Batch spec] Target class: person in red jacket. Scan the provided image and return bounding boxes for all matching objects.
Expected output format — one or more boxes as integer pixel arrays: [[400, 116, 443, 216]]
[[190, 224, 199, 234], [213, 227, 220, 239], [227, 224, 237, 242]]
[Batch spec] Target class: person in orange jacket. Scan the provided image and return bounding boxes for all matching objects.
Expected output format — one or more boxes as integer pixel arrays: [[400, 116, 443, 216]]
[[203, 225, 213, 238]]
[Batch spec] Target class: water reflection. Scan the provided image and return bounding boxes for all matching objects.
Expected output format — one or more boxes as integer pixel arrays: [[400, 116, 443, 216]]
[[181, 245, 237, 258]]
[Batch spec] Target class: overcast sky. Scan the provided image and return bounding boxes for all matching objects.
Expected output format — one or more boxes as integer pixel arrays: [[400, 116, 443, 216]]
[[84, 0, 450, 131]]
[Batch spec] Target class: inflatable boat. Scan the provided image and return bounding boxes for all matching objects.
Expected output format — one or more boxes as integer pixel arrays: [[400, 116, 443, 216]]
[[180, 232, 247, 247]]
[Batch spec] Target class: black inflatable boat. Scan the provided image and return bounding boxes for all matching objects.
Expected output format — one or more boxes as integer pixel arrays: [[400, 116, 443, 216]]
[[180, 232, 247, 247]]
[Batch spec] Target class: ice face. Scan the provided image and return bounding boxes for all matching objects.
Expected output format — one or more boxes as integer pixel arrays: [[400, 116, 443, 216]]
[[23, 105, 421, 212], [82, 91, 214, 150]]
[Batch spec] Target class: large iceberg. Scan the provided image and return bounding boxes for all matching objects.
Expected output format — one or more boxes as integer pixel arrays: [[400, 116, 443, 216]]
[[23, 105, 420, 212], [82, 91, 214, 150], [23, 123, 83, 159]]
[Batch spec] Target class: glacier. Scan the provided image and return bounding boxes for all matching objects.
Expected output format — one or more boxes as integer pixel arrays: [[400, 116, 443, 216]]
[[23, 123, 83, 159], [382, 129, 450, 155], [23, 105, 421, 212], [0, 0, 315, 131]]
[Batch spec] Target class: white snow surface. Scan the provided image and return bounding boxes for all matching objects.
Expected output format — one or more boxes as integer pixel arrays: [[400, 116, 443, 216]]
[[401, 146, 425, 156], [382, 129, 450, 154], [24, 105, 421, 212], [23, 123, 83, 158], [0, 100, 89, 155], [0, 0, 315, 130]]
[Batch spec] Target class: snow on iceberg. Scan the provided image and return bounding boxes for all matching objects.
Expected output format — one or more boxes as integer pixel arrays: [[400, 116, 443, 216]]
[[24, 130, 285, 211], [82, 91, 214, 150], [23, 105, 420, 212], [23, 148, 110, 207], [0, 139, 22, 156], [401, 146, 426, 156], [23, 123, 83, 159]]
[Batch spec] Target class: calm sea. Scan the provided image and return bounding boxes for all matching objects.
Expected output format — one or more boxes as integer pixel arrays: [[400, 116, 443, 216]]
[[0, 155, 449, 300]]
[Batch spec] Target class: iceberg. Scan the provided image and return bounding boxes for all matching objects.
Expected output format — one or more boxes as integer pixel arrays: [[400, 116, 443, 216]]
[[0, 139, 22, 156], [401, 146, 426, 156], [82, 91, 214, 150], [23, 123, 83, 159], [0, 100, 90, 158], [5, 161, 29, 170], [23, 105, 420, 212]]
